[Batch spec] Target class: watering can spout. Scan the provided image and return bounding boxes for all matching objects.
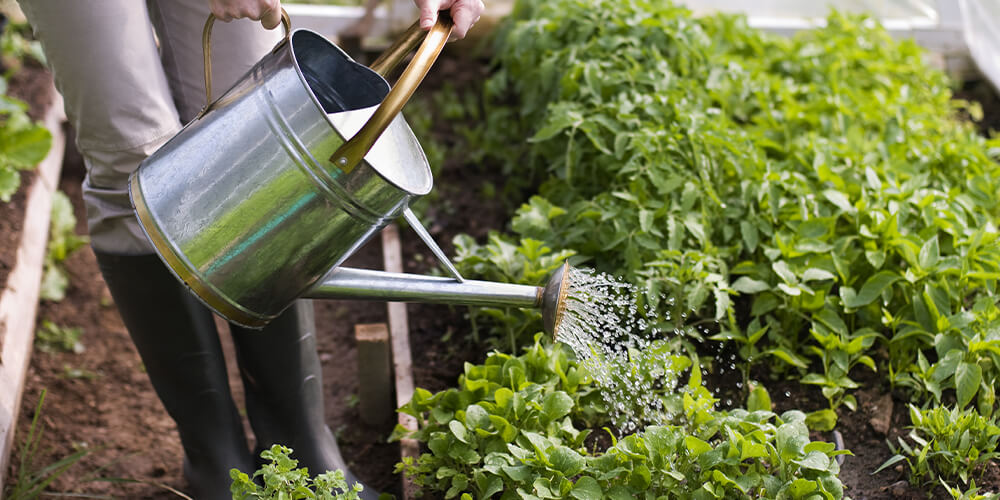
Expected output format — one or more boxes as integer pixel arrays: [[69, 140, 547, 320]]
[[305, 262, 572, 335]]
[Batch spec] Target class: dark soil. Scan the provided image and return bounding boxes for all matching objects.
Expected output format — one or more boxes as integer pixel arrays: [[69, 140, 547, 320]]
[[5, 56, 1000, 500], [955, 78, 1000, 137]]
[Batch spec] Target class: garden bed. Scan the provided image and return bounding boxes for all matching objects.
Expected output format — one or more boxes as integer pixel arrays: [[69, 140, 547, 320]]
[[6, 10, 1000, 500], [0, 61, 63, 489]]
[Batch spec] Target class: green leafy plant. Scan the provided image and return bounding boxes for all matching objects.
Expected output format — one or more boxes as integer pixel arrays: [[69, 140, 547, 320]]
[[394, 337, 848, 499], [0, 17, 51, 203], [876, 404, 1000, 492], [4, 390, 90, 500], [443, 0, 1000, 419], [453, 234, 575, 350], [0, 19, 46, 72], [0, 81, 50, 202], [895, 302, 1000, 416], [230, 445, 364, 500], [40, 190, 89, 302], [34, 320, 83, 354], [938, 478, 1000, 500]]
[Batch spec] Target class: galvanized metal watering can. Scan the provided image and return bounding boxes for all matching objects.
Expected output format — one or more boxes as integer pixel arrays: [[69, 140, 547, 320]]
[[129, 12, 570, 333]]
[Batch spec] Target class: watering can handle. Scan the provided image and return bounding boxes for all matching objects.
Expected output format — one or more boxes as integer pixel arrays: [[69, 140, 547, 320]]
[[328, 14, 454, 171], [201, 9, 292, 112]]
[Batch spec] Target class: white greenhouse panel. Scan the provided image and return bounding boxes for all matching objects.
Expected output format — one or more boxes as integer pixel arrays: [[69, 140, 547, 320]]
[[961, 0, 1000, 92], [682, 0, 939, 21]]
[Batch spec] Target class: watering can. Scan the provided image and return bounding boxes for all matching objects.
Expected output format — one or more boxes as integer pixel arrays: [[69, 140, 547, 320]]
[[128, 11, 571, 334]]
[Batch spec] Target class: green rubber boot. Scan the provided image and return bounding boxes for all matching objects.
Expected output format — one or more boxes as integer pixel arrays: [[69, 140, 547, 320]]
[[230, 300, 379, 500], [95, 252, 254, 499]]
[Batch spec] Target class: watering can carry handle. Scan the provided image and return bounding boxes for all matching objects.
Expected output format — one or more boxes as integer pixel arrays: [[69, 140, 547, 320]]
[[201, 9, 292, 112], [328, 14, 454, 170]]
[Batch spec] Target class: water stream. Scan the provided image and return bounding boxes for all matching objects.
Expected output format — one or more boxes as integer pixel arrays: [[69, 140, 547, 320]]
[[554, 267, 683, 433]]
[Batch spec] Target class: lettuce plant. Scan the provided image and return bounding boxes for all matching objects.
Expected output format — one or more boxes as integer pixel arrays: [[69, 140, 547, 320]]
[[876, 404, 1000, 492], [230, 445, 363, 500], [394, 337, 847, 499]]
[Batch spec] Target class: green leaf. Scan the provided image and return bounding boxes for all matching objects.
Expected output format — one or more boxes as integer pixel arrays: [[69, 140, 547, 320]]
[[685, 436, 712, 457], [683, 214, 706, 243], [793, 451, 831, 472], [741, 220, 759, 251], [39, 266, 69, 302], [747, 385, 772, 412], [805, 409, 837, 431], [772, 261, 797, 284], [450, 420, 470, 444], [711, 470, 745, 493], [489, 415, 518, 442], [956, 362, 982, 409], [512, 196, 566, 236], [873, 454, 907, 475], [0, 168, 19, 202], [502, 464, 533, 482], [844, 271, 900, 308], [732, 277, 770, 294], [787, 478, 818, 497], [801, 268, 835, 282], [541, 391, 574, 421], [530, 105, 580, 142], [918, 236, 940, 270], [777, 421, 809, 461], [465, 404, 491, 430], [478, 475, 503, 499], [549, 446, 585, 476], [0, 126, 51, 168], [570, 476, 602, 500], [822, 190, 854, 213], [494, 387, 514, 411], [628, 464, 651, 491], [767, 347, 809, 368]]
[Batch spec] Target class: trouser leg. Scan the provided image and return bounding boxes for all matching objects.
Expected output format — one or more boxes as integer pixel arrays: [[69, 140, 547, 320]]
[[95, 252, 253, 500], [19, 0, 182, 254], [231, 301, 379, 499]]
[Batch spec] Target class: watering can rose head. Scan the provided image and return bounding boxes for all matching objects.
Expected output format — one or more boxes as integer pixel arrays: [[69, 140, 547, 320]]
[[541, 261, 571, 336]]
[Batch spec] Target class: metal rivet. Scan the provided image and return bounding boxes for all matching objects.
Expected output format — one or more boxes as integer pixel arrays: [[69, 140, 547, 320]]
[[337, 157, 348, 166]]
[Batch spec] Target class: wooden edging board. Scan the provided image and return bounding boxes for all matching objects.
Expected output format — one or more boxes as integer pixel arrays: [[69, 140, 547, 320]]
[[379, 223, 420, 500], [0, 89, 66, 489]]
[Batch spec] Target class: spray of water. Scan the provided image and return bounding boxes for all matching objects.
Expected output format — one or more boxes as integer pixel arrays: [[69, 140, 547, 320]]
[[554, 267, 683, 433]]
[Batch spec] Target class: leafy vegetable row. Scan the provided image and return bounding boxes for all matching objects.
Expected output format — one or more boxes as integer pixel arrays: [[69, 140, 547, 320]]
[[393, 337, 846, 499], [454, 0, 1000, 423]]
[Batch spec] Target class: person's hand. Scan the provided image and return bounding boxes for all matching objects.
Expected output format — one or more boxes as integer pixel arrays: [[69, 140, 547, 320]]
[[415, 0, 485, 40], [208, 0, 283, 29]]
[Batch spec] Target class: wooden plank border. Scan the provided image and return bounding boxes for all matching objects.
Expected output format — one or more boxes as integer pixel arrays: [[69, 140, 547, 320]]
[[379, 223, 420, 500], [0, 90, 66, 489]]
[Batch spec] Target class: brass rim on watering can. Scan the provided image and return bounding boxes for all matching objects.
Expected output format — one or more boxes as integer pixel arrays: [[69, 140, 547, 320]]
[[131, 12, 453, 328]]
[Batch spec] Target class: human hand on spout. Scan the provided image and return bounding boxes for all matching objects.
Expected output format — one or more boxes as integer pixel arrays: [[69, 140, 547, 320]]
[[208, 0, 283, 30], [415, 0, 485, 40]]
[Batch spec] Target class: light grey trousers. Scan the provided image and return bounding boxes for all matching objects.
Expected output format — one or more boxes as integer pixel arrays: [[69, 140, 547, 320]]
[[21, 0, 283, 254]]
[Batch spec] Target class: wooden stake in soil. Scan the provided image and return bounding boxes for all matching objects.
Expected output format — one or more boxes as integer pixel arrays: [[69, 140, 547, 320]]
[[0, 91, 66, 490], [354, 322, 394, 425], [380, 223, 420, 500]]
